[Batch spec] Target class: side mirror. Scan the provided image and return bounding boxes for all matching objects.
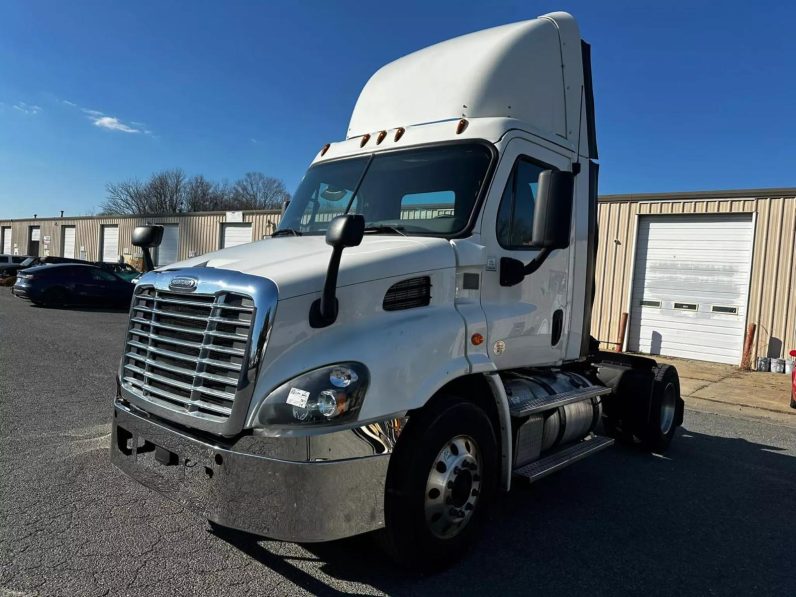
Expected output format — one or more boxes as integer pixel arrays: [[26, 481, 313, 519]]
[[132, 225, 164, 273], [500, 170, 574, 287], [326, 214, 365, 249], [532, 170, 574, 249], [311, 215, 365, 327]]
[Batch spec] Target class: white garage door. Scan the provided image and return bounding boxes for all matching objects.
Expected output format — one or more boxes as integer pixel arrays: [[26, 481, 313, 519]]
[[101, 225, 119, 263], [156, 224, 179, 266], [627, 214, 754, 365], [62, 226, 76, 259], [221, 223, 252, 248], [1, 227, 10, 254]]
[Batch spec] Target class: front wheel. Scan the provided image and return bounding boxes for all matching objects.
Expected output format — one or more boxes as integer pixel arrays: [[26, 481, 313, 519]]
[[379, 397, 498, 571]]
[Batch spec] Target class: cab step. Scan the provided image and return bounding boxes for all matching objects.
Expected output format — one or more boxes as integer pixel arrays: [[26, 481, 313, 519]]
[[512, 435, 615, 483], [507, 383, 612, 417]]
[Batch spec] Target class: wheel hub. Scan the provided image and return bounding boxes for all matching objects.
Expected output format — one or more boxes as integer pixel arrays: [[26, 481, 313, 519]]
[[660, 382, 676, 434], [424, 435, 481, 539]]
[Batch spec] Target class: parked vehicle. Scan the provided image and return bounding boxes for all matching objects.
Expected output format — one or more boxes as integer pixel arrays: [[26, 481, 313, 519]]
[[110, 12, 684, 570], [97, 262, 141, 282], [0, 254, 32, 277], [0, 255, 92, 278], [13, 264, 134, 307]]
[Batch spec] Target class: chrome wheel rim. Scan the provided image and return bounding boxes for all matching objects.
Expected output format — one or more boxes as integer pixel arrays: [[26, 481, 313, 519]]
[[424, 435, 481, 540], [660, 382, 676, 434]]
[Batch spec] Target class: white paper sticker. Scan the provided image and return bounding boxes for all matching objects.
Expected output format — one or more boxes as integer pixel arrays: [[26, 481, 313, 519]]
[[286, 387, 310, 408]]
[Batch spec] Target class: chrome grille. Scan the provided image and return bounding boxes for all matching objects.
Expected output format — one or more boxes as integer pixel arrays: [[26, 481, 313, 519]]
[[122, 287, 255, 423]]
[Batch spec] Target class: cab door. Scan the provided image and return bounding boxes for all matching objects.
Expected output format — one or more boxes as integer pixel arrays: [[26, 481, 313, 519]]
[[479, 137, 573, 369]]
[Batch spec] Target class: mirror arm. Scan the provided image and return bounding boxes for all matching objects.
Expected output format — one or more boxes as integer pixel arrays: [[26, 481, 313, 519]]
[[522, 247, 552, 276], [142, 248, 155, 273], [315, 245, 344, 326]]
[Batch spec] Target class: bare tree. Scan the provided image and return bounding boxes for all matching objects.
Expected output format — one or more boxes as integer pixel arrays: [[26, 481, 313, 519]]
[[146, 169, 186, 214], [101, 179, 149, 215], [230, 172, 290, 210], [184, 175, 231, 212], [101, 169, 290, 215]]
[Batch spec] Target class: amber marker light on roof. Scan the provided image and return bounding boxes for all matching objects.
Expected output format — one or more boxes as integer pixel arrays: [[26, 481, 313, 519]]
[[456, 118, 469, 134], [360, 134, 371, 147], [394, 127, 405, 141], [376, 130, 387, 144], [320, 143, 331, 156]]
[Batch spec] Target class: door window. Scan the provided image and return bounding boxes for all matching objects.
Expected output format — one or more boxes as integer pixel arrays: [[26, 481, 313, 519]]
[[496, 159, 546, 250], [91, 269, 119, 282]]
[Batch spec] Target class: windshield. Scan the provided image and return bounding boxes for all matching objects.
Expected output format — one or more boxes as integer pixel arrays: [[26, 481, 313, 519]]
[[21, 258, 35, 266], [278, 143, 493, 236]]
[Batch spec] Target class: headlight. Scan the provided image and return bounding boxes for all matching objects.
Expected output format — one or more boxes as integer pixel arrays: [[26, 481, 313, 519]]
[[255, 362, 369, 426]]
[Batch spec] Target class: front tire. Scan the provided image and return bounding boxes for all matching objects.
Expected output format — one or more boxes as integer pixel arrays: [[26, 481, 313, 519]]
[[380, 396, 497, 571]]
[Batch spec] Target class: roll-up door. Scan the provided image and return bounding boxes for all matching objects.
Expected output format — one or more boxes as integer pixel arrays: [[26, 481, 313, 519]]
[[101, 225, 119, 263], [221, 223, 252, 248], [62, 226, 76, 259], [627, 214, 754, 365], [1, 227, 10, 254], [156, 224, 179, 266]]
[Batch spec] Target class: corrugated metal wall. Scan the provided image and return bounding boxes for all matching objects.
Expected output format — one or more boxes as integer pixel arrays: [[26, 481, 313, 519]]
[[592, 195, 796, 362], [0, 210, 282, 263]]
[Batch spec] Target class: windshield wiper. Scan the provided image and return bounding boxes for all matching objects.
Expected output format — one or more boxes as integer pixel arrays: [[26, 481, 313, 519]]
[[272, 228, 303, 237], [363, 225, 406, 236]]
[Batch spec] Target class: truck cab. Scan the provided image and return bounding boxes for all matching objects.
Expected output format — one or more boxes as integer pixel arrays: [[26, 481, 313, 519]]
[[111, 12, 684, 569]]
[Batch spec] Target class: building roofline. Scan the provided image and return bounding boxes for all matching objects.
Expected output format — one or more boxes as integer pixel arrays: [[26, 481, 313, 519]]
[[599, 187, 796, 202], [0, 208, 282, 224]]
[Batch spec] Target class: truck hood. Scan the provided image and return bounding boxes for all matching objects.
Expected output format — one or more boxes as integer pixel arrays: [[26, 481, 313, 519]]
[[160, 235, 456, 299]]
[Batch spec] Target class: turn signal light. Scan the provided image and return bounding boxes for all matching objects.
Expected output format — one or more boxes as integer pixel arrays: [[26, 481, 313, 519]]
[[471, 333, 484, 346]]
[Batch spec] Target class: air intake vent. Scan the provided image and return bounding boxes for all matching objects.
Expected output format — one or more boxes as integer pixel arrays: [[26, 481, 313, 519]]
[[383, 277, 431, 311]]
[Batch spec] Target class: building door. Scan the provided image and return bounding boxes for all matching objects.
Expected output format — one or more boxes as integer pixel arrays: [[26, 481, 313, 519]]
[[100, 225, 119, 262], [627, 214, 754, 364], [221, 223, 252, 248], [1, 227, 11, 254], [156, 224, 179, 266], [61, 226, 76, 259], [28, 226, 41, 256]]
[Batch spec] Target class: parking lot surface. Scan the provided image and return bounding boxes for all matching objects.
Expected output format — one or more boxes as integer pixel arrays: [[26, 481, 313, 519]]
[[1, 290, 795, 596]]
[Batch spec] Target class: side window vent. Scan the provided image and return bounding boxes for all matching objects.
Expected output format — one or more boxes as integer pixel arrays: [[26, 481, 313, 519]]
[[383, 277, 432, 311]]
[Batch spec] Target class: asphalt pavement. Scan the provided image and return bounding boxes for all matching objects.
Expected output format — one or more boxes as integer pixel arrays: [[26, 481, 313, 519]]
[[1, 289, 794, 596]]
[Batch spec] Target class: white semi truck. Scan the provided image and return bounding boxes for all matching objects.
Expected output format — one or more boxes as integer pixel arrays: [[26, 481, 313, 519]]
[[112, 12, 684, 569]]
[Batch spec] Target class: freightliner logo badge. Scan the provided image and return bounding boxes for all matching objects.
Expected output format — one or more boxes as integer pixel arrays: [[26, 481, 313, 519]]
[[169, 276, 198, 292]]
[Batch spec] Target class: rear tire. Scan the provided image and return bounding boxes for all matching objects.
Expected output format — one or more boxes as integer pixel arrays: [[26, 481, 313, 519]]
[[639, 365, 681, 453], [379, 396, 498, 571], [43, 287, 68, 308]]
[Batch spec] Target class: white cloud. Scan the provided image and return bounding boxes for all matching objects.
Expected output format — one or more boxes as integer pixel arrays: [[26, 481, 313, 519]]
[[61, 99, 77, 107], [13, 102, 41, 115], [92, 115, 142, 133]]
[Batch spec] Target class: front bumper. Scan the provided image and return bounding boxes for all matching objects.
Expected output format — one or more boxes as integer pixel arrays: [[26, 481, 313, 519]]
[[111, 402, 400, 543]]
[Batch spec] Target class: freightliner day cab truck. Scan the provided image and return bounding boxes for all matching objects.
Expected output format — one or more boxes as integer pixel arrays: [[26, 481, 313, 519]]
[[112, 12, 684, 569]]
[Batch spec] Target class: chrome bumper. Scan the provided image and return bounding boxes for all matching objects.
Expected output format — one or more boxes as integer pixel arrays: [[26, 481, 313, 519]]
[[111, 402, 400, 543]]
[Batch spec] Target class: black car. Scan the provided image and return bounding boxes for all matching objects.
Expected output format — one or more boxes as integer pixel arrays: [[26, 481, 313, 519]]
[[12, 263, 135, 308], [0, 255, 92, 278]]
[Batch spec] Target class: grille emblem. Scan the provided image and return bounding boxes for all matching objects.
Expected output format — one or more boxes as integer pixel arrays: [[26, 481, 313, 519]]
[[169, 276, 198, 292]]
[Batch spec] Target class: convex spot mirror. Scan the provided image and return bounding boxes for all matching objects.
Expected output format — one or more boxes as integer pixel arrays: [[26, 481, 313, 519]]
[[132, 225, 164, 248]]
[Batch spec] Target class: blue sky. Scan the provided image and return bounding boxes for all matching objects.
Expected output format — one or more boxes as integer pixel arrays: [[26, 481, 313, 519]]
[[1, 0, 794, 219]]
